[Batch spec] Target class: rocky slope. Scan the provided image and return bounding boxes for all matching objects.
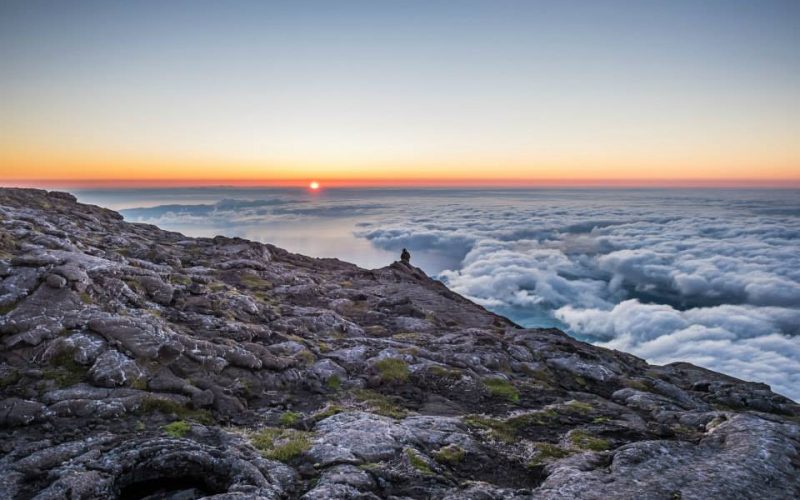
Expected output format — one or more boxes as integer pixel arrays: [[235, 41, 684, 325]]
[[0, 187, 798, 500]]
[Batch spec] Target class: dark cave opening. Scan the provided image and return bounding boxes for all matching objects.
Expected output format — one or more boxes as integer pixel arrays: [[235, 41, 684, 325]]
[[118, 475, 224, 500]]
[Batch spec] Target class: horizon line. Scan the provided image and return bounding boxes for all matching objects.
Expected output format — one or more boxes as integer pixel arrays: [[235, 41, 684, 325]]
[[4, 178, 800, 190]]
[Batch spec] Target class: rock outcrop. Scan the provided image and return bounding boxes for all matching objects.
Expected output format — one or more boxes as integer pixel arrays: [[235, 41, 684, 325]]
[[0, 187, 798, 499]]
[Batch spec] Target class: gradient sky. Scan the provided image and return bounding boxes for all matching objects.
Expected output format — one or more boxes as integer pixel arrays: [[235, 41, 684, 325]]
[[1, 0, 799, 186]]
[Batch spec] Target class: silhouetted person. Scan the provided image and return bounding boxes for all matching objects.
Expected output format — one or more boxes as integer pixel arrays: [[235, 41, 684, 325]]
[[400, 248, 411, 264]]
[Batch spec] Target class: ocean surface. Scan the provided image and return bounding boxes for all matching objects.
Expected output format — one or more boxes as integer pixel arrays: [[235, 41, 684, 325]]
[[73, 187, 800, 400]]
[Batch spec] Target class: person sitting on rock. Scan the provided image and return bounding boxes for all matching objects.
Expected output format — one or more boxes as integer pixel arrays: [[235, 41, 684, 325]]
[[400, 248, 411, 264]]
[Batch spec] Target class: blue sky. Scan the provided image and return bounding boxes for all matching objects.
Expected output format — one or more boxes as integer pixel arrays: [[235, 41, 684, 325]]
[[2, 0, 799, 184]]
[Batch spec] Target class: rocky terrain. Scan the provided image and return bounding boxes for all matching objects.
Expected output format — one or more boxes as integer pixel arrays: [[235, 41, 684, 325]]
[[0, 187, 798, 499]]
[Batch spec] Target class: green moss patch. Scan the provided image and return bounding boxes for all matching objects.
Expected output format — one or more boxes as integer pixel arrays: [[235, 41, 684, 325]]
[[529, 442, 574, 466], [238, 273, 273, 290], [405, 448, 432, 474], [139, 396, 214, 424], [463, 415, 516, 442], [325, 374, 342, 391], [295, 349, 316, 366], [163, 420, 191, 438], [250, 428, 312, 462], [169, 274, 193, 286], [569, 430, 610, 451], [625, 378, 652, 392], [464, 408, 560, 442], [565, 400, 593, 413], [374, 358, 410, 383], [312, 404, 343, 421], [353, 389, 408, 419], [43, 350, 87, 388], [482, 377, 520, 403], [130, 377, 149, 390], [391, 332, 425, 342], [429, 365, 462, 381], [0, 301, 19, 315], [433, 444, 466, 464], [279, 411, 301, 427], [506, 408, 559, 428]]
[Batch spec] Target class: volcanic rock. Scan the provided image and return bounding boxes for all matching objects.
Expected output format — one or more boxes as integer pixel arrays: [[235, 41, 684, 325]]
[[0, 188, 798, 499]]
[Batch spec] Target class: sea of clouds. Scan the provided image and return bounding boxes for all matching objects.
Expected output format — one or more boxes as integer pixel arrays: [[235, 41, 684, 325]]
[[106, 188, 800, 400]]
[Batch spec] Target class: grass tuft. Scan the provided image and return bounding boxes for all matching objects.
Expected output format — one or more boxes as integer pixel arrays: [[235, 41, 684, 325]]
[[374, 358, 410, 383], [626, 378, 652, 391], [429, 365, 462, 381], [169, 274, 192, 286], [163, 420, 191, 438], [239, 273, 273, 290], [565, 400, 593, 413], [391, 332, 425, 341], [279, 411, 301, 427], [43, 350, 86, 388], [433, 444, 466, 464], [464, 408, 561, 442], [569, 430, 610, 451], [0, 301, 19, 315], [463, 415, 516, 442], [528, 442, 574, 466], [405, 448, 432, 474], [353, 389, 408, 419], [250, 427, 311, 462], [130, 377, 148, 390], [139, 396, 214, 424], [483, 377, 520, 402], [325, 374, 342, 391], [295, 349, 316, 366], [312, 404, 343, 421]]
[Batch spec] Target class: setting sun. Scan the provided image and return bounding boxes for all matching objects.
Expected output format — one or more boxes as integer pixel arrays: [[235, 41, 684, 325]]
[[309, 181, 320, 190]]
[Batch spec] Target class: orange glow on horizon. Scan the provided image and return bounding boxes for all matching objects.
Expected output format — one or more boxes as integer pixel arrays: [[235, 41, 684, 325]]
[[2, 128, 799, 189], [2, 147, 799, 190], [2, 145, 799, 189], [4, 177, 800, 190], [2, 155, 799, 189]]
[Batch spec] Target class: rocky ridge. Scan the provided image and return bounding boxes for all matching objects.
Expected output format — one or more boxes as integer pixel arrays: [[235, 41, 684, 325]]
[[0, 187, 798, 499]]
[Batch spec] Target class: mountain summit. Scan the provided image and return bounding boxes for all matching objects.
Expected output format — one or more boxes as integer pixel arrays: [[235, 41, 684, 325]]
[[1, 188, 798, 499]]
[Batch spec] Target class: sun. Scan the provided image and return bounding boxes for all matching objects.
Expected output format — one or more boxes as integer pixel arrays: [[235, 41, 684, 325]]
[[309, 181, 320, 190]]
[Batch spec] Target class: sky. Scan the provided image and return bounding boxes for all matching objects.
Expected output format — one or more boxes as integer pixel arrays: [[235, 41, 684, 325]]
[[1, 0, 799, 186]]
